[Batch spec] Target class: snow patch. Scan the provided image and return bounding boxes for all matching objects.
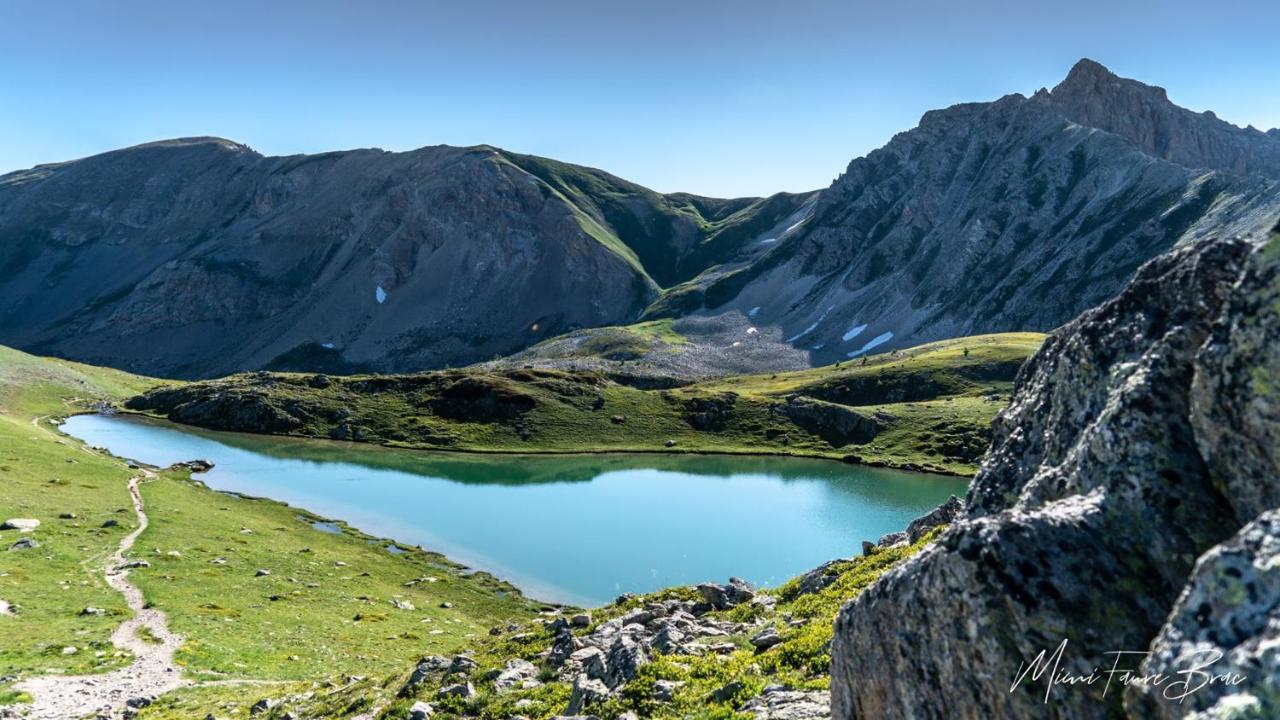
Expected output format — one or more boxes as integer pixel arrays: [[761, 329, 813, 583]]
[[758, 237, 778, 244], [811, 343, 825, 351], [841, 324, 868, 342], [746, 327, 758, 335], [847, 331, 894, 358], [375, 285, 387, 304], [747, 306, 761, 318], [321, 343, 336, 350], [785, 305, 834, 344]]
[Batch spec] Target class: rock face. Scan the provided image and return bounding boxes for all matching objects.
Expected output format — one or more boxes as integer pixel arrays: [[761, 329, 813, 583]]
[[1044, 59, 1280, 178], [830, 233, 1280, 718], [0, 140, 808, 378], [694, 62, 1280, 365], [1130, 510, 1280, 719]]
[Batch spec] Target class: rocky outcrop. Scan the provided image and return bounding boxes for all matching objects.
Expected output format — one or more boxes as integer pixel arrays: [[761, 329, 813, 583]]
[[1129, 510, 1280, 719], [831, 234, 1280, 718], [783, 397, 879, 447]]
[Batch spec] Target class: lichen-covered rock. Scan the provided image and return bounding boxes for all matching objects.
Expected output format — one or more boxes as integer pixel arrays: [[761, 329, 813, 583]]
[[740, 686, 831, 719], [903, 495, 962, 543], [1191, 232, 1280, 523], [1127, 510, 1280, 718], [831, 237, 1267, 719]]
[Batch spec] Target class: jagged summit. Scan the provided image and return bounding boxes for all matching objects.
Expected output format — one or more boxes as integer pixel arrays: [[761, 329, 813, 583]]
[[1045, 58, 1280, 177]]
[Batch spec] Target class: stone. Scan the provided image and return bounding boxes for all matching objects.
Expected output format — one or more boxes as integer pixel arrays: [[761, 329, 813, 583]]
[[740, 686, 831, 719], [875, 531, 907, 548], [711, 680, 747, 703], [79, 607, 106, 616], [903, 495, 963, 543], [58, 512, 76, 519], [8, 538, 38, 551], [0, 519, 38, 531], [254, 569, 270, 577], [653, 679, 685, 701], [447, 655, 478, 675], [493, 658, 539, 693], [570, 612, 591, 628], [436, 681, 474, 699], [602, 636, 647, 688], [566, 675, 609, 715], [407, 701, 434, 720], [101, 519, 120, 528], [1127, 509, 1280, 718], [830, 237, 1276, 719], [696, 577, 756, 610], [750, 627, 783, 651], [249, 698, 277, 715], [401, 656, 451, 696]]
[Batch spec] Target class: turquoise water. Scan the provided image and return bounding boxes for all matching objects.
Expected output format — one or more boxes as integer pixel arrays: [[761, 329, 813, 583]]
[[62, 414, 965, 606]]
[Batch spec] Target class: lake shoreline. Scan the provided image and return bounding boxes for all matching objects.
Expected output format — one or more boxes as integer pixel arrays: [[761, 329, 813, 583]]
[[60, 412, 966, 608], [110, 408, 974, 479]]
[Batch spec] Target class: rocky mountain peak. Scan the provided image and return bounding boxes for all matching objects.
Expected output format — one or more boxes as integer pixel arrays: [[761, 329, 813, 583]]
[[1045, 58, 1280, 177]]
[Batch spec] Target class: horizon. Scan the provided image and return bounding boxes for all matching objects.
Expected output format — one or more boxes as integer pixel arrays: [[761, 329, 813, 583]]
[[3, 0, 1280, 197]]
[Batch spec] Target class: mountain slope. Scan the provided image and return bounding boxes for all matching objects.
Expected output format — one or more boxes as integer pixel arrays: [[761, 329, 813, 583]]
[[682, 60, 1280, 364], [0, 141, 801, 379]]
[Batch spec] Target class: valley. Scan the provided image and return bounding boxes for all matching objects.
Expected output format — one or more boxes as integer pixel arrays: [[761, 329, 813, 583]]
[[0, 53, 1277, 720]]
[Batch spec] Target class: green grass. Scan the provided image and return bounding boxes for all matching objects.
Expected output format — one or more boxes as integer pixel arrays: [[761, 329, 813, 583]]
[[211, 529, 944, 720], [128, 332, 1043, 476], [133, 469, 539, 682], [0, 346, 539, 707]]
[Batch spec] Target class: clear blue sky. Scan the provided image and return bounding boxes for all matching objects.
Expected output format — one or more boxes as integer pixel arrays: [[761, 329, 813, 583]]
[[2, 0, 1278, 197]]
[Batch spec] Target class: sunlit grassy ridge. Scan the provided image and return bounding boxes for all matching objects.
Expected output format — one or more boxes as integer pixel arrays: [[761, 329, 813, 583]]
[[129, 332, 1043, 476]]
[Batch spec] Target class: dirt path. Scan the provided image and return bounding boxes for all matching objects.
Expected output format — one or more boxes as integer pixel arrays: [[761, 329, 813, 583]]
[[15, 471, 189, 719]]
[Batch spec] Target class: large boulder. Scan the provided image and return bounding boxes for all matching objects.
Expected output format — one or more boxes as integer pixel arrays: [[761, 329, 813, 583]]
[[831, 236, 1279, 719], [1128, 510, 1280, 718]]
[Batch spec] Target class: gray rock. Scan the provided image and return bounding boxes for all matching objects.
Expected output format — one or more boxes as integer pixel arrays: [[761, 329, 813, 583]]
[[400, 655, 450, 696], [904, 495, 963, 543], [8, 538, 38, 551], [831, 237, 1271, 719], [407, 702, 434, 720], [740, 686, 831, 719], [248, 698, 276, 715], [875, 532, 907, 548], [696, 577, 756, 610], [436, 681, 474, 699], [447, 654, 478, 675], [547, 628, 582, 667], [711, 680, 748, 703], [0, 519, 39, 531], [750, 627, 783, 651], [1127, 509, 1280, 718], [653, 679, 685, 701], [570, 612, 592, 628], [566, 675, 609, 715], [1190, 230, 1280, 523], [602, 635, 647, 688], [492, 658, 539, 693]]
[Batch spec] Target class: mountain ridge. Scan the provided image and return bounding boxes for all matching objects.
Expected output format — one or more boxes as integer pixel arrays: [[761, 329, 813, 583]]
[[0, 59, 1276, 379]]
